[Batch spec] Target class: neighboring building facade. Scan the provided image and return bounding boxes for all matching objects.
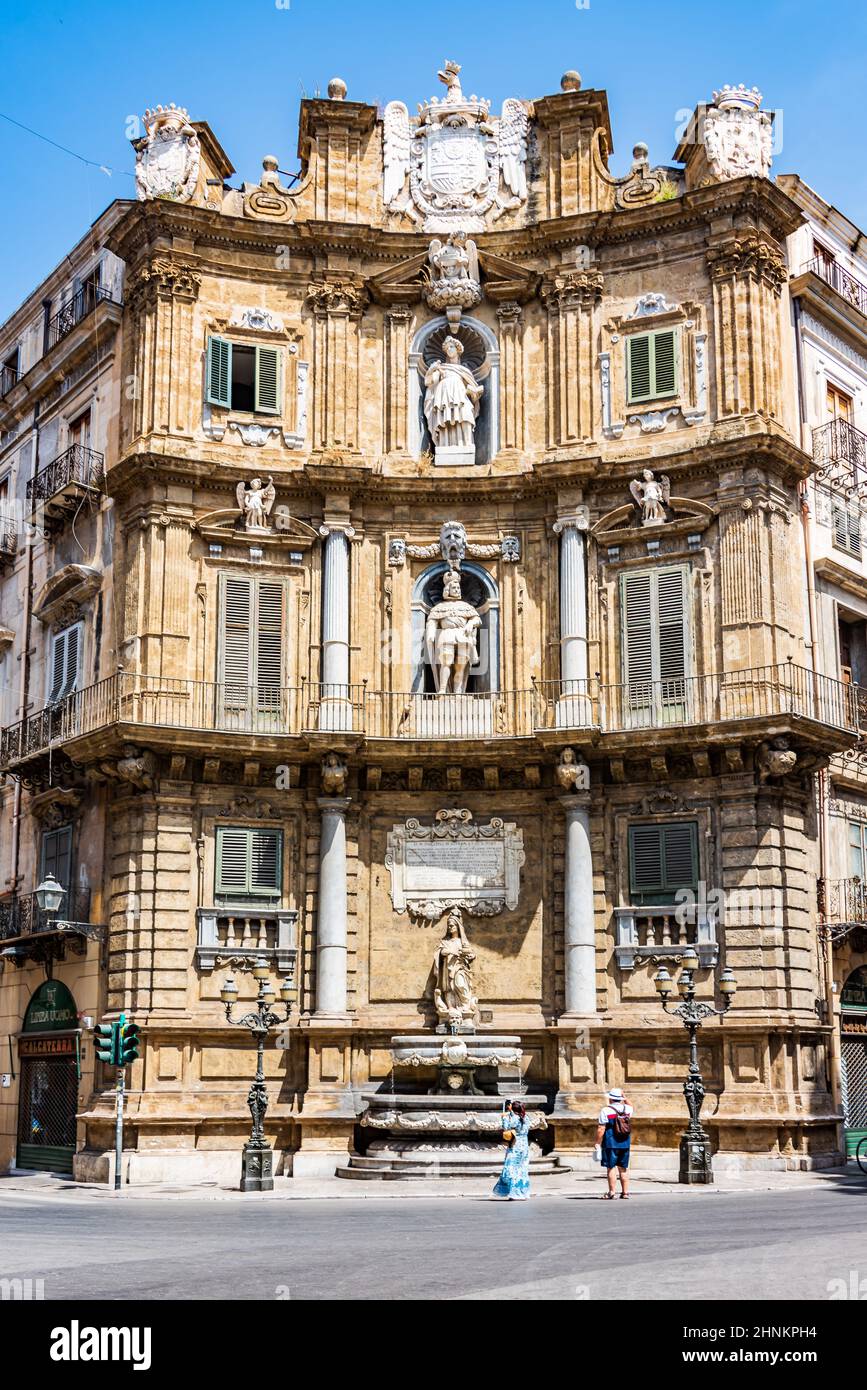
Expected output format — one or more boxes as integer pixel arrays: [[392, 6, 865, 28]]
[[0, 71, 857, 1181], [783, 175, 867, 1158]]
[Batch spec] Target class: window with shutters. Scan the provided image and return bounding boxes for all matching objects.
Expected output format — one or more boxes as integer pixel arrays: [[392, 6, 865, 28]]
[[628, 821, 698, 905], [620, 566, 689, 724], [46, 623, 82, 705], [218, 574, 285, 729], [206, 337, 281, 415], [832, 499, 862, 558], [215, 826, 282, 903], [626, 329, 679, 404], [40, 825, 73, 892]]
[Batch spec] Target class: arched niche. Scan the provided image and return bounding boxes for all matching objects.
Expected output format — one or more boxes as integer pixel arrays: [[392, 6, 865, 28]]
[[409, 315, 500, 465], [410, 562, 499, 694]]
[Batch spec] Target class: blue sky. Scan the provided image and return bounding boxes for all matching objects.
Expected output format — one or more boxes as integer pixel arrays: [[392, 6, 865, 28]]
[[2, 0, 866, 320]]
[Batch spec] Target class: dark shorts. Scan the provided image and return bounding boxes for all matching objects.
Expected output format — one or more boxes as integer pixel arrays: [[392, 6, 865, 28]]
[[601, 1144, 630, 1170]]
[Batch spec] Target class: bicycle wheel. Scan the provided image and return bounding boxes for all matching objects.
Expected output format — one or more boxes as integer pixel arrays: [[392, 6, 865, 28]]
[[857, 1137, 867, 1176]]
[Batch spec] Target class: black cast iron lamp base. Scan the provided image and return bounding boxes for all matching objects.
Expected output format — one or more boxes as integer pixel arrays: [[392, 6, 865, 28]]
[[220, 961, 293, 1193], [654, 950, 737, 1186]]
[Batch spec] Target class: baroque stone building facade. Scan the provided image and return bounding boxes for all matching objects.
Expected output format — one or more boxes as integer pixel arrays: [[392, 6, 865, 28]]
[[0, 70, 862, 1181]]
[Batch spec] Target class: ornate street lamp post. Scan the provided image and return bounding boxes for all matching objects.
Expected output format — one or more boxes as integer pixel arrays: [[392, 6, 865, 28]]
[[654, 947, 738, 1186], [220, 960, 293, 1193]]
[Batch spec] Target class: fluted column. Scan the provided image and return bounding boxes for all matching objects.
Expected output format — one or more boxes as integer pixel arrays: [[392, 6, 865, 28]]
[[553, 508, 590, 724], [560, 792, 596, 1016], [319, 522, 354, 730], [315, 796, 351, 1016]]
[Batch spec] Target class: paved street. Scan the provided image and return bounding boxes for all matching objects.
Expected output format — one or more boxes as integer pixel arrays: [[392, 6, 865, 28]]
[[1, 1176, 865, 1300]]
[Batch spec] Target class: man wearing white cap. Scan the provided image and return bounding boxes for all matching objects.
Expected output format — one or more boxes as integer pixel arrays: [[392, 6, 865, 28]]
[[594, 1088, 633, 1199]]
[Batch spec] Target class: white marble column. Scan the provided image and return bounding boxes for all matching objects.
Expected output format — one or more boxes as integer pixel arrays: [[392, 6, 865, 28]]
[[315, 795, 351, 1016], [553, 508, 590, 724], [560, 792, 596, 1016], [319, 523, 354, 730]]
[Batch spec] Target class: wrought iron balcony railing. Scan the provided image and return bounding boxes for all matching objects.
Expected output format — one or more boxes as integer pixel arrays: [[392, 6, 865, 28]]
[[0, 363, 18, 399], [0, 663, 861, 769], [818, 876, 867, 927], [805, 256, 867, 319], [0, 888, 94, 943], [25, 444, 104, 506], [813, 418, 867, 496], [45, 283, 119, 352]]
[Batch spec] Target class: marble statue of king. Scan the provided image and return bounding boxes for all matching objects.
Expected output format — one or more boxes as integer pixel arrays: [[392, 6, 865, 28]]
[[425, 568, 482, 695]]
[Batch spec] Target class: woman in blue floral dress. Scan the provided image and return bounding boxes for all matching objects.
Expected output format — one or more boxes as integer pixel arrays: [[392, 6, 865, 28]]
[[492, 1100, 531, 1200]]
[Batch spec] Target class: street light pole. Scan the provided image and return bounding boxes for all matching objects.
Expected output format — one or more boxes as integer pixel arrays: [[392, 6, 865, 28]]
[[221, 960, 293, 1193], [654, 947, 738, 1185]]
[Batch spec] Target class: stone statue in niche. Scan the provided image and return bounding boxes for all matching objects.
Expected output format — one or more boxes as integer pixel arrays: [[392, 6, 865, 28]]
[[134, 105, 200, 203], [236, 477, 276, 531], [629, 469, 670, 526], [433, 907, 478, 1031], [425, 568, 482, 695], [423, 335, 483, 465]]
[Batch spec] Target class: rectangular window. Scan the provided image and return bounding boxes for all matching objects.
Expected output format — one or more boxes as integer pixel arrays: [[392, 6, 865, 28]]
[[627, 329, 678, 404], [848, 821, 867, 880], [218, 575, 285, 728], [68, 410, 91, 451], [47, 623, 82, 704], [40, 824, 73, 892], [215, 825, 282, 902], [628, 821, 698, 905], [206, 337, 281, 415], [832, 499, 861, 558]]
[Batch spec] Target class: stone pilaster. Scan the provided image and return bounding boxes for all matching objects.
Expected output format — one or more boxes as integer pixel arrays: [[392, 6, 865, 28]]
[[541, 270, 603, 453], [385, 305, 413, 455], [496, 301, 524, 454], [123, 257, 201, 448], [706, 231, 787, 420], [307, 280, 369, 453]]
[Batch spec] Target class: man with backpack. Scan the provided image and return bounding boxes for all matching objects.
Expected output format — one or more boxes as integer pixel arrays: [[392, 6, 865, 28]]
[[594, 1087, 633, 1199]]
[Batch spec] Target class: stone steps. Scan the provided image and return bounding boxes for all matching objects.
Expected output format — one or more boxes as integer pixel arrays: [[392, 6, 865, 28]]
[[335, 1153, 571, 1180]]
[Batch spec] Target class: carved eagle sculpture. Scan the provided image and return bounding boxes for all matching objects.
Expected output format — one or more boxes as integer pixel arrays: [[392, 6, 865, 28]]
[[382, 99, 530, 219]]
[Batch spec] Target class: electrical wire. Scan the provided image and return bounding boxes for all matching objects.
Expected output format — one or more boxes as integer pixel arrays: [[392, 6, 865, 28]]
[[0, 110, 134, 179]]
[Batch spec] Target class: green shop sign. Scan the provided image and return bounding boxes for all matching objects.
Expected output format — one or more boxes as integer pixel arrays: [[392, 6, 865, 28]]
[[22, 980, 78, 1033]]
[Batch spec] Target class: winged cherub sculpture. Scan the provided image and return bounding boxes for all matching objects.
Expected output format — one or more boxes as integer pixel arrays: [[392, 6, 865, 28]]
[[629, 469, 671, 527], [236, 476, 276, 531]]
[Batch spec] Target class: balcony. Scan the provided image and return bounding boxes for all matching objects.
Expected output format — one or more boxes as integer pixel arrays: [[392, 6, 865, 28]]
[[0, 363, 18, 399], [0, 663, 860, 772], [26, 444, 104, 527], [0, 888, 103, 965], [45, 283, 119, 352], [614, 904, 718, 971], [819, 876, 867, 930], [803, 256, 867, 320], [0, 510, 17, 569], [813, 418, 867, 496], [196, 905, 298, 974]]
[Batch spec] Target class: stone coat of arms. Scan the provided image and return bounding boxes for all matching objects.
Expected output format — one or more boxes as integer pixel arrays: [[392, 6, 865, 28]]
[[134, 104, 201, 203], [703, 86, 772, 182], [383, 62, 529, 232]]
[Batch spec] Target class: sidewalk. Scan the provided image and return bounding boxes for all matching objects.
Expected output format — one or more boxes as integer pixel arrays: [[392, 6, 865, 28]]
[[0, 1165, 861, 1202]]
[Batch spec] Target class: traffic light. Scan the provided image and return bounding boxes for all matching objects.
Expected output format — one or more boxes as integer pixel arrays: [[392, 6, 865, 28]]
[[93, 1021, 120, 1066], [119, 1020, 141, 1065]]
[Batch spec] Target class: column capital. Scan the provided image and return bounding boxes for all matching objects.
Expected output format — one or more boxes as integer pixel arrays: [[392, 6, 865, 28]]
[[317, 795, 352, 814], [559, 792, 591, 814], [553, 507, 590, 535], [319, 522, 356, 540]]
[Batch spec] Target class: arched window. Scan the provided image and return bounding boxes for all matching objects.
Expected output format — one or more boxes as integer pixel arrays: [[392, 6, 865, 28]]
[[411, 562, 500, 694], [409, 315, 500, 466]]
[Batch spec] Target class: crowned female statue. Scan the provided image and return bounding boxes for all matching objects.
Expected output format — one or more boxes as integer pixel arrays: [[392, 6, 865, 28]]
[[423, 335, 483, 464], [433, 907, 478, 1030]]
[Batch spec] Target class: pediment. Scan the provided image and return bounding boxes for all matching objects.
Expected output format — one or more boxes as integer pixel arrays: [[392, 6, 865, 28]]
[[367, 253, 429, 305], [34, 564, 102, 626], [367, 249, 539, 306], [476, 250, 539, 304], [593, 497, 715, 538]]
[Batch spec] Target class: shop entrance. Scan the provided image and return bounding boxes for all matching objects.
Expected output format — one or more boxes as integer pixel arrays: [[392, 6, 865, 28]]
[[840, 966, 867, 1159], [16, 980, 80, 1174]]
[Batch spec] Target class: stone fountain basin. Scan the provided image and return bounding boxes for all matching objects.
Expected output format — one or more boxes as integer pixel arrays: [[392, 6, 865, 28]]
[[390, 1034, 523, 1066], [360, 1091, 549, 1134]]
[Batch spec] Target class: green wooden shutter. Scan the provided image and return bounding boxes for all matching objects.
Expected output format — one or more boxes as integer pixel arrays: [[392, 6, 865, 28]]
[[216, 826, 282, 900], [621, 567, 687, 686], [629, 822, 698, 904], [622, 570, 654, 687], [48, 625, 81, 704], [652, 329, 677, 397], [254, 346, 280, 415], [40, 825, 73, 891], [206, 336, 232, 407], [627, 334, 652, 403], [656, 568, 687, 684], [255, 581, 284, 712], [219, 576, 254, 709]]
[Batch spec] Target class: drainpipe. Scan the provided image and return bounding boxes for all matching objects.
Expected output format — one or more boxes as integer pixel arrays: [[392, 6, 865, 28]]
[[794, 293, 844, 1140], [10, 412, 38, 896]]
